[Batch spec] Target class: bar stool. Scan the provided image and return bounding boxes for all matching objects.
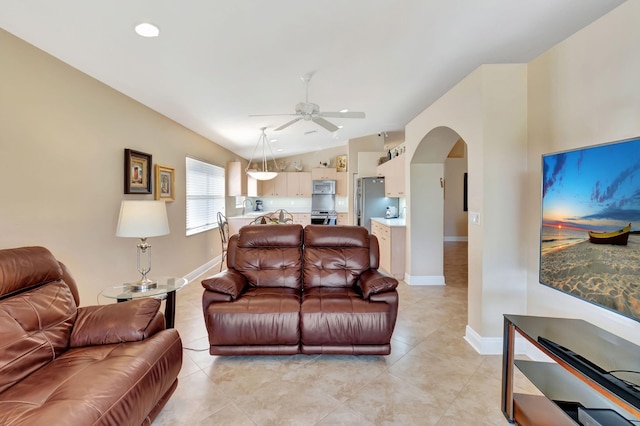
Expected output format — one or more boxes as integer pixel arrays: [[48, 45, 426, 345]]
[[217, 212, 229, 271]]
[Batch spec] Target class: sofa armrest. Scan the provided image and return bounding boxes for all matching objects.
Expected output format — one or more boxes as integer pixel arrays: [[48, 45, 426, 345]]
[[357, 269, 398, 299], [69, 298, 163, 348], [201, 269, 247, 300]]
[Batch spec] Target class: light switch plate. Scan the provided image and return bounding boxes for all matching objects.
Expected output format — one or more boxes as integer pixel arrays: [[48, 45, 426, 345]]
[[470, 211, 481, 225]]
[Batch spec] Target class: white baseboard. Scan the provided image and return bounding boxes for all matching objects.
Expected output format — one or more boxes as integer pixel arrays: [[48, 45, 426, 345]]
[[464, 325, 502, 354], [444, 236, 468, 242], [463, 325, 554, 359], [404, 273, 445, 285], [184, 256, 221, 284], [404, 274, 445, 285]]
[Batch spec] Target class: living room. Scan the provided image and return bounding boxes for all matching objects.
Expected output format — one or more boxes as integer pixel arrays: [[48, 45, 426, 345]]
[[2, 1, 640, 424]]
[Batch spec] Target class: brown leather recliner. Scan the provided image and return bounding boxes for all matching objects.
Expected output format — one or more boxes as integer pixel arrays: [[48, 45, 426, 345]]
[[0, 246, 182, 426], [201, 224, 399, 355]]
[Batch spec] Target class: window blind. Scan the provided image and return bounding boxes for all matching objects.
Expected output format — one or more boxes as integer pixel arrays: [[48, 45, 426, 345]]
[[185, 157, 225, 236]]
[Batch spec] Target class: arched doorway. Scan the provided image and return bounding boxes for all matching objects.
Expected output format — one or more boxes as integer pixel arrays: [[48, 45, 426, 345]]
[[406, 126, 467, 285]]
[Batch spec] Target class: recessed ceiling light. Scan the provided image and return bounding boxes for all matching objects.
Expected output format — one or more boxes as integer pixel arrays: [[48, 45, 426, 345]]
[[340, 109, 349, 113], [270, 138, 278, 143], [276, 148, 284, 152], [135, 23, 160, 38], [338, 125, 344, 129]]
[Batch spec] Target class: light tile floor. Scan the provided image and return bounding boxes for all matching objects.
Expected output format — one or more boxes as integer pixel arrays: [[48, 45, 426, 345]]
[[153, 242, 519, 425]]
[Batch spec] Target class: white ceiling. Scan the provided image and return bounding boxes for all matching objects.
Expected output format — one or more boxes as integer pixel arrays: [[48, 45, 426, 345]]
[[0, 0, 624, 159]]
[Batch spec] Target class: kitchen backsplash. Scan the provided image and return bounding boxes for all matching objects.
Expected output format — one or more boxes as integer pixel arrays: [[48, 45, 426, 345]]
[[248, 196, 348, 212]]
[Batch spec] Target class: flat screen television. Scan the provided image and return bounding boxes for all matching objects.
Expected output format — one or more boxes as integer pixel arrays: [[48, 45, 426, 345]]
[[540, 136, 640, 323]]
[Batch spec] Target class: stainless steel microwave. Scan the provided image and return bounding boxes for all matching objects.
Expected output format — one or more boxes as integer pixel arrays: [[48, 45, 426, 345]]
[[312, 180, 336, 195]]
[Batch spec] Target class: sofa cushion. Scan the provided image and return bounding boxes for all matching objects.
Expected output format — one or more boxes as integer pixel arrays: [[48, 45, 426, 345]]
[[234, 224, 303, 289], [201, 269, 247, 299], [70, 298, 162, 348], [237, 224, 303, 248], [0, 330, 182, 426], [205, 287, 301, 346], [300, 287, 393, 346], [357, 269, 399, 299], [0, 246, 63, 297], [303, 225, 370, 289], [0, 280, 77, 393]]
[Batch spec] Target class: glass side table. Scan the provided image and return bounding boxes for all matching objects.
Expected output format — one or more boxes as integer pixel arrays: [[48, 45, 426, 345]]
[[101, 276, 188, 328]]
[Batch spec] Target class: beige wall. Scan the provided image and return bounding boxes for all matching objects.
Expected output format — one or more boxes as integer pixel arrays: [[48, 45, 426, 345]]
[[0, 29, 240, 305], [275, 145, 346, 172], [526, 1, 640, 344], [405, 64, 528, 345]]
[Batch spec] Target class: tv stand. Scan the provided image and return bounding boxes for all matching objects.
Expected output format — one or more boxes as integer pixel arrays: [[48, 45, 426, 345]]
[[502, 315, 640, 425]]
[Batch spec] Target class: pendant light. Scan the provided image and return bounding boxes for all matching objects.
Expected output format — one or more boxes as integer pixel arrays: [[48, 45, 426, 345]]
[[245, 127, 279, 181]]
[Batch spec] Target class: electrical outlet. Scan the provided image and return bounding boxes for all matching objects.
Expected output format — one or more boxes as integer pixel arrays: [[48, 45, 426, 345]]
[[470, 212, 481, 225]]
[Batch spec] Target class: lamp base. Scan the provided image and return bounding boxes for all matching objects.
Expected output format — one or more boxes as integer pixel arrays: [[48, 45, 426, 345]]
[[129, 278, 158, 292]]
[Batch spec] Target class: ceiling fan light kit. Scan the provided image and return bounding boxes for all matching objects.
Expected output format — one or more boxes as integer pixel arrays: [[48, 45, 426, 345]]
[[245, 127, 279, 181], [250, 74, 366, 133]]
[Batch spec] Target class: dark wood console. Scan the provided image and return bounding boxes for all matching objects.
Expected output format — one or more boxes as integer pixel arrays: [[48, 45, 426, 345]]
[[501, 315, 640, 425]]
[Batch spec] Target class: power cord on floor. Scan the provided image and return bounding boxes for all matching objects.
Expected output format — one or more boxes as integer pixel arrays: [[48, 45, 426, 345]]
[[183, 346, 209, 352]]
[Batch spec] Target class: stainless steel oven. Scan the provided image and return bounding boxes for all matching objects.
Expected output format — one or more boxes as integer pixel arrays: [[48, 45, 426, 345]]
[[311, 180, 336, 224], [311, 210, 337, 225]]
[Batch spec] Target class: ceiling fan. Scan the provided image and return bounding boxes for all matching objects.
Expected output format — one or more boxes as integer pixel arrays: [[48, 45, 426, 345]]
[[250, 74, 366, 132]]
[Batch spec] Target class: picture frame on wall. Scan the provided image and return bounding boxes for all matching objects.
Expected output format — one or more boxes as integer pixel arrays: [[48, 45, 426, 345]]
[[336, 155, 347, 172], [124, 149, 152, 194], [155, 164, 175, 201]]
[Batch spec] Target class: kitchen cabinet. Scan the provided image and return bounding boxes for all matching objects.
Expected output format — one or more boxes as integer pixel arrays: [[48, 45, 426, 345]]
[[227, 217, 255, 235], [246, 176, 258, 197], [311, 167, 337, 180], [336, 172, 348, 196], [286, 172, 312, 197], [290, 213, 310, 226], [370, 218, 405, 279], [259, 173, 287, 196], [502, 315, 640, 425], [337, 213, 349, 225], [226, 161, 257, 197], [226, 161, 244, 196], [376, 156, 405, 197]]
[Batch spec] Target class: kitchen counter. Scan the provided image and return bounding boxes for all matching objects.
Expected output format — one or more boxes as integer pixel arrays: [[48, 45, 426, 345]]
[[227, 211, 313, 235], [371, 217, 406, 227], [229, 210, 314, 219]]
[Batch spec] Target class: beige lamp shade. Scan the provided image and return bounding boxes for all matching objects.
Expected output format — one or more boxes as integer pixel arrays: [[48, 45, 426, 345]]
[[116, 200, 170, 238]]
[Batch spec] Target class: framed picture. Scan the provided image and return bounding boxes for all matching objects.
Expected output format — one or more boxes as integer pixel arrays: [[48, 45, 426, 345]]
[[336, 154, 347, 172], [124, 149, 152, 194], [155, 164, 175, 201]]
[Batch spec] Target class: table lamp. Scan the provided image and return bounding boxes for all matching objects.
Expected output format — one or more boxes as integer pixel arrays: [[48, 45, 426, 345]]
[[116, 200, 170, 291]]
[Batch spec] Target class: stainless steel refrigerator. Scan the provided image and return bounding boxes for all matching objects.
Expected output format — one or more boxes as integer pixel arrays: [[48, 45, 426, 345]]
[[356, 177, 399, 232]]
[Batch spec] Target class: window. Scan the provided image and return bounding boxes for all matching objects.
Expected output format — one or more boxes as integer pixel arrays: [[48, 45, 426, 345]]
[[185, 157, 225, 236]]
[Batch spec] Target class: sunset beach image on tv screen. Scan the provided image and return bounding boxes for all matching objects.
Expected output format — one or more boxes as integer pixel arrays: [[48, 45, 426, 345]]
[[540, 137, 640, 322]]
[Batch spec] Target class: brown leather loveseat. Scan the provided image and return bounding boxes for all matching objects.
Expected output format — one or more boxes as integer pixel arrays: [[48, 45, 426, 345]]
[[201, 224, 399, 356], [0, 246, 182, 426]]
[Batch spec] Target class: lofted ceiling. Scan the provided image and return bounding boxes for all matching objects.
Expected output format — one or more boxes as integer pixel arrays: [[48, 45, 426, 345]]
[[0, 0, 624, 159]]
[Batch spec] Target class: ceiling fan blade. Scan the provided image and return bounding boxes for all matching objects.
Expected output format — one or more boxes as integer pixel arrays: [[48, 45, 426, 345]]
[[249, 113, 297, 117], [275, 117, 303, 131], [320, 111, 366, 119], [312, 117, 339, 132]]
